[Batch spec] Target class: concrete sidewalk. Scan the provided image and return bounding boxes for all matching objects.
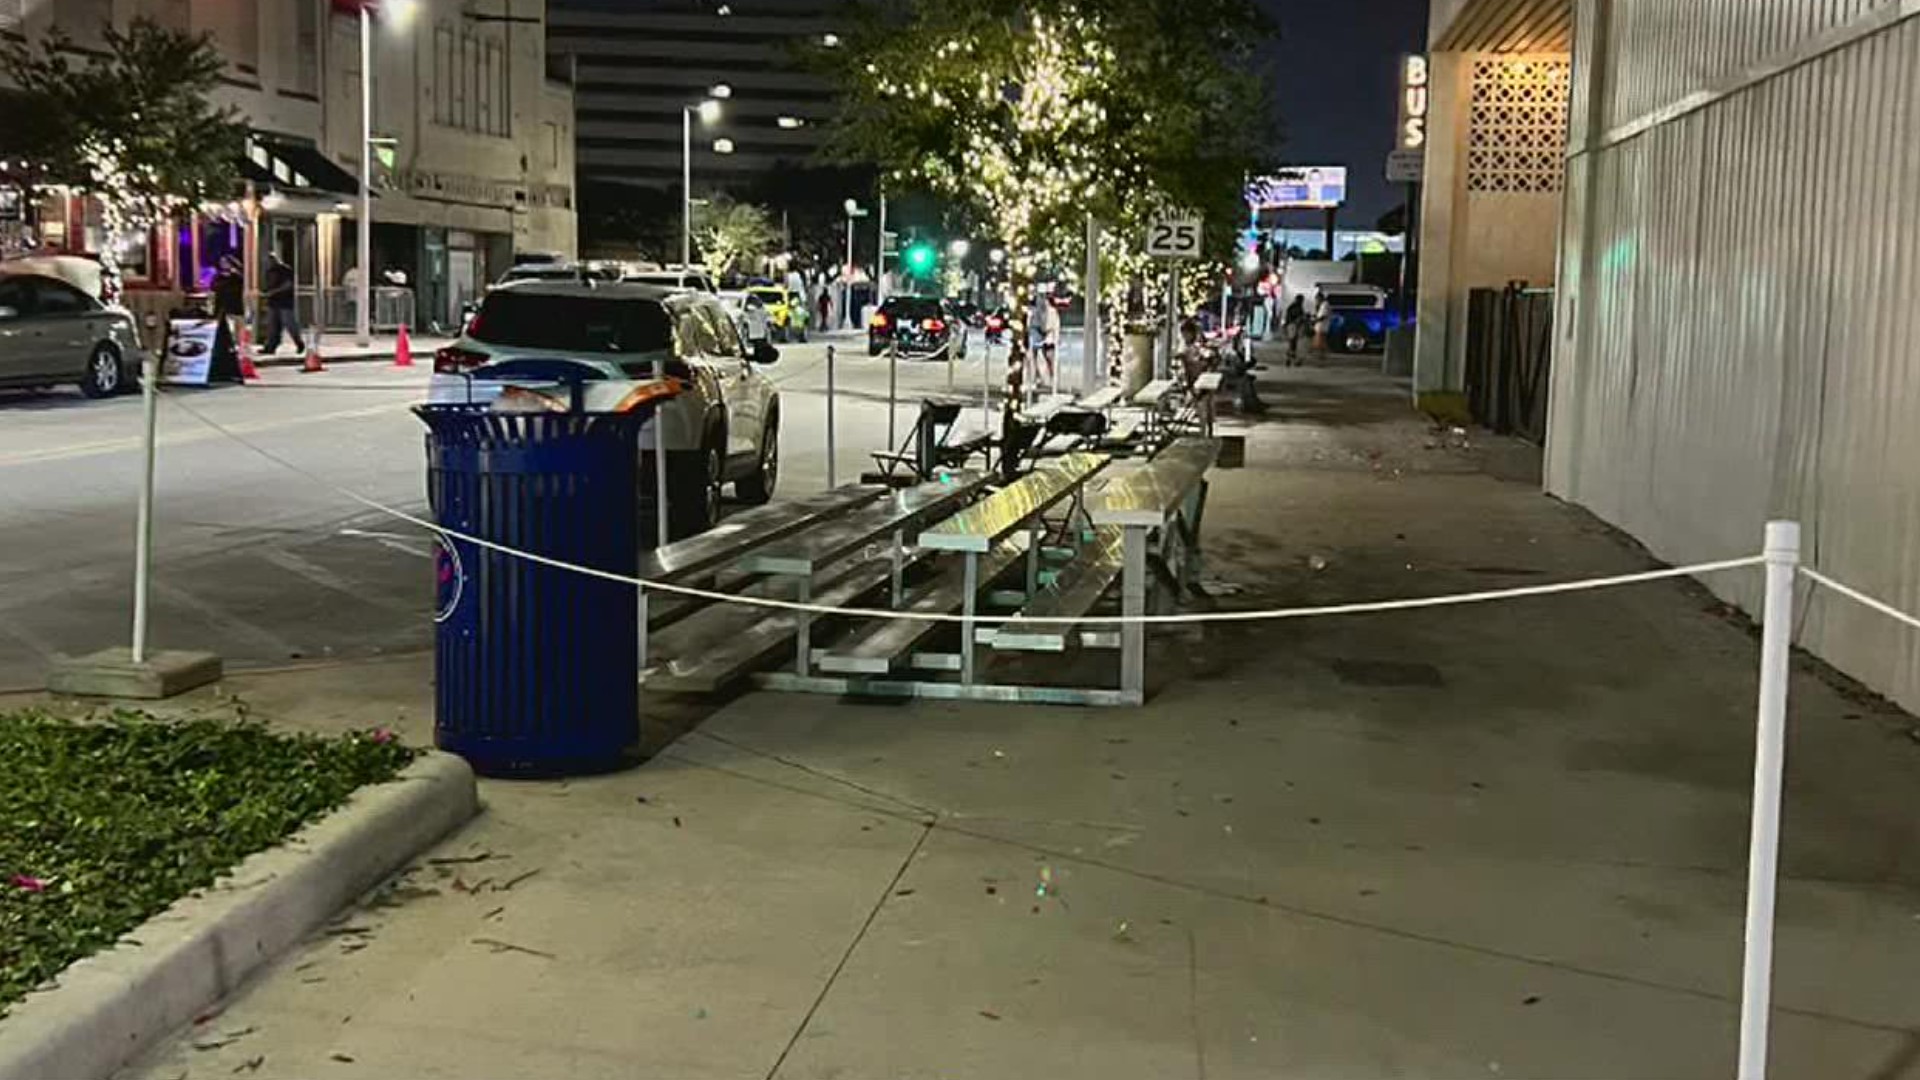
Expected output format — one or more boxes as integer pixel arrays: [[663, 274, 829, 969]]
[[252, 333, 454, 368], [39, 350, 1920, 1078]]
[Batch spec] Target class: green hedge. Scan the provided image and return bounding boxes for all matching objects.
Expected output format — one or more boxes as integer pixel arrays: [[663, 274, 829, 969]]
[[0, 709, 414, 1014]]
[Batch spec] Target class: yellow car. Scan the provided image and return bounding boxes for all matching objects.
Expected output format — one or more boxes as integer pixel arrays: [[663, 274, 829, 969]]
[[747, 285, 807, 342]]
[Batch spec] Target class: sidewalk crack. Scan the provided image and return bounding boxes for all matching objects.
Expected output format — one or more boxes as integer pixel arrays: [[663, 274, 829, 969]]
[[764, 821, 934, 1080]]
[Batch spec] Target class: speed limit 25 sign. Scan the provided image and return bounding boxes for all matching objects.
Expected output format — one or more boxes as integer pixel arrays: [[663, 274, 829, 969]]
[[1145, 215, 1203, 259]]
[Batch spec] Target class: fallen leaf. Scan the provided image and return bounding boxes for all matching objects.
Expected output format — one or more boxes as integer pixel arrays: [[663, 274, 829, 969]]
[[978, 1010, 1001, 1021], [330, 1051, 356, 1063], [232, 1056, 265, 1074]]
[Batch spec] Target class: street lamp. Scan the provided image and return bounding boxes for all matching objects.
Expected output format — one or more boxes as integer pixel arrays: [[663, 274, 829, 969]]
[[949, 239, 971, 259], [821, 32, 841, 47], [712, 138, 735, 155], [681, 88, 726, 270], [776, 115, 806, 130], [989, 247, 1006, 265], [843, 199, 868, 330]]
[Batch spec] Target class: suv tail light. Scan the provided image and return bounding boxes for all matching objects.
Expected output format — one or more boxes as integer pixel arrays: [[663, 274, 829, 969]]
[[434, 345, 489, 373], [869, 312, 889, 330], [923, 318, 946, 333]]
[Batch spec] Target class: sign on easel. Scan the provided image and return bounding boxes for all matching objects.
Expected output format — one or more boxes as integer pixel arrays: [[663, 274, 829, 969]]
[[162, 318, 221, 386]]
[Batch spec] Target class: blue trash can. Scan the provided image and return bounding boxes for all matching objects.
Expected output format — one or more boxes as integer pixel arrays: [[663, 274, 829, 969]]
[[416, 404, 648, 777]]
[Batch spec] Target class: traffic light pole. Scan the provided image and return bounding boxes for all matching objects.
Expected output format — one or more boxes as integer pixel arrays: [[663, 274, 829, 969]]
[[876, 191, 888, 305]]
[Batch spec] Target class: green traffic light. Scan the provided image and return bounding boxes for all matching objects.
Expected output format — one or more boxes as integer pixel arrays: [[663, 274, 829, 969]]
[[904, 243, 936, 273]]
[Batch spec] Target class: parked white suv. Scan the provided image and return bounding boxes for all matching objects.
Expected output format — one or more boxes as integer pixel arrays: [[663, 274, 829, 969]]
[[429, 281, 781, 539]]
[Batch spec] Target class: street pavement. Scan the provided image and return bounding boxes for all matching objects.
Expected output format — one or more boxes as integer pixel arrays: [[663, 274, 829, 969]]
[[13, 346, 1911, 1078], [0, 330, 1084, 690]]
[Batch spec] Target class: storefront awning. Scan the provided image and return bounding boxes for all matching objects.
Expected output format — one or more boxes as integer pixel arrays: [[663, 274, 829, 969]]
[[240, 134, 365, 198]]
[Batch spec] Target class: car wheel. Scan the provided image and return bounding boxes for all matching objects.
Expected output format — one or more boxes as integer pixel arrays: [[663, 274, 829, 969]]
[[79, 344, 123, 398], [736, 412, 778, 504], [868, 341, 884, 357], [1342, 330, 1370, 354]]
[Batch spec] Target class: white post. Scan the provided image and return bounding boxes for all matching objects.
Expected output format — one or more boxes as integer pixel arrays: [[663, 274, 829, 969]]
[[876, 191, 888, 305], [681, 107, 693, 271], [130, 351, 159, 664], [825, 344, 837, 489], [1736, 519, 1801, 1080], [982, 338, 994, 430], [1084, 214, 1102, 396], [843, 217, 854, 330], [1159, 264, 1177, 381], [886, 340, 902, 453], [355, 7, 373, 348]]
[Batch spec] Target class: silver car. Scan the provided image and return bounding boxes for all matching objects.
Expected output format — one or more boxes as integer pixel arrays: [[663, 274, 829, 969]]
[[0, 272, 145, 398], [429, 282, 782, 538]]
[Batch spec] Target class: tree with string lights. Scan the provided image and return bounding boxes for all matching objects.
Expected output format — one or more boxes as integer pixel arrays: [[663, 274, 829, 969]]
[[1, 18, 243, 292], [818, 0, 1272, 429]]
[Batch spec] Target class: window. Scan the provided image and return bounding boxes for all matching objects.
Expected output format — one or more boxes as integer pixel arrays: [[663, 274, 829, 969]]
[[290, 0, 318, 95], [31, 279, 94, 315], [677, 305, 724, 357], [0, 279, 29, 317], [699, 305, 742, 357], [433, 25, 455, 125], [431, 21, 510, 137], [470, 292, 673, 355]]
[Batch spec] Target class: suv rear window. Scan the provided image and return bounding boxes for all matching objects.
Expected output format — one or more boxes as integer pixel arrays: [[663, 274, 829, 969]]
[[1323, 292, 1381, 310], [879, 297, 942, 320], [471, 292, 674, 354]]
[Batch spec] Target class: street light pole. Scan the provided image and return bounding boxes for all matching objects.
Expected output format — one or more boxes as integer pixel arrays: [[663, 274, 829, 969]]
[[356, 6, 373, 347], [681, 106, 693, 271]]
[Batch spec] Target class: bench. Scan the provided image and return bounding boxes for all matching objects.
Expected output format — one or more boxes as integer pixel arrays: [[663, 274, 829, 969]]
[[637, 484, 886, 664], [738, 471, 991, 673], [1088, 437, 1219, 701], [815, 536, 1027, 675], [866, 399, 994, 484], [647, 544, 933, 693], [917, 452, 1109, 683], [1079, 385, 1125, 412], [980, 525, 1125, 651]]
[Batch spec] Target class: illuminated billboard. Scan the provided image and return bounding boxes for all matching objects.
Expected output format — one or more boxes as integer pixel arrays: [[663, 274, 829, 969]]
[[1247, 167, 1348, 210]]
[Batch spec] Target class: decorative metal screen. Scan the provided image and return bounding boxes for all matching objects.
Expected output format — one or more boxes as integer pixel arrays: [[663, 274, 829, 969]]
[[1468, 58, 1571, 193]]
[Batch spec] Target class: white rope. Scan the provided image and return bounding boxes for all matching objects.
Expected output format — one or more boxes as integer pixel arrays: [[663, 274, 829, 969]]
[[1800, 568, 1920, 632], [161, 391, 1765, 627]]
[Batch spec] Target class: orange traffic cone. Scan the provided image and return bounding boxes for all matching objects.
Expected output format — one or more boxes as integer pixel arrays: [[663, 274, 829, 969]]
[[393, 323, 414, 368], [236, 321, 260, 383], [301, 339, 326, 374]]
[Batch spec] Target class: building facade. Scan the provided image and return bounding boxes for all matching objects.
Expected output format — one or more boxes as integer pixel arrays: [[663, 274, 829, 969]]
[[1420, 0, 1920, 714], [1, 0, 576, 333], [547, 0, 839, 193], [1411, 0, 1572, 413]]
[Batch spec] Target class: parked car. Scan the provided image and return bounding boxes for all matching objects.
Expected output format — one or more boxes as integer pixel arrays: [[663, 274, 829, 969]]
[[868, 295, 968, 360], [622, 268, 718, 294], [1317, 284, 1403, 353], [745, 285, 805, 342], [0, 271, 146, 398], [429, 282, 781, 537]]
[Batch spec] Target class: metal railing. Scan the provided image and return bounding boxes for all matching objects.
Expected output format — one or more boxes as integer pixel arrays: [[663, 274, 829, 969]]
[[314, 286, 418, 332]]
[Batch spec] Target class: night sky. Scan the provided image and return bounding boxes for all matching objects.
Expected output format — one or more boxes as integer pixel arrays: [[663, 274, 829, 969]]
[[1253, 0, 1431, 229]]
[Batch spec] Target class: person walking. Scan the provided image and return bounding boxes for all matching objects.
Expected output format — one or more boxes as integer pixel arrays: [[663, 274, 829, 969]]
[[1311, 290, 1333, 357], [1283, 293, 1306, 365], [261, 253, 305, 354]]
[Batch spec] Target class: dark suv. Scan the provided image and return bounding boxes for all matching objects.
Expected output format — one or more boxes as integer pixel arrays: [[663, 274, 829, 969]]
[[867, 295, 968, 359]]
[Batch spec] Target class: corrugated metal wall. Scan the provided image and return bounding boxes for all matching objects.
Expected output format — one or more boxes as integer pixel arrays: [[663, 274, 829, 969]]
[[1549, 0, 1920, 712]]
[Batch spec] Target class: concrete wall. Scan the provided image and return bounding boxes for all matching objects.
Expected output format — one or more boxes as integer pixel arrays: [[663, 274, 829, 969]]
[[1549, 0, 1920, 712]]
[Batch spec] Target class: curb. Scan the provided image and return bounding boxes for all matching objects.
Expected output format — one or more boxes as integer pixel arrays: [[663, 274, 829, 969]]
[[0, 752, 478, 1080]]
